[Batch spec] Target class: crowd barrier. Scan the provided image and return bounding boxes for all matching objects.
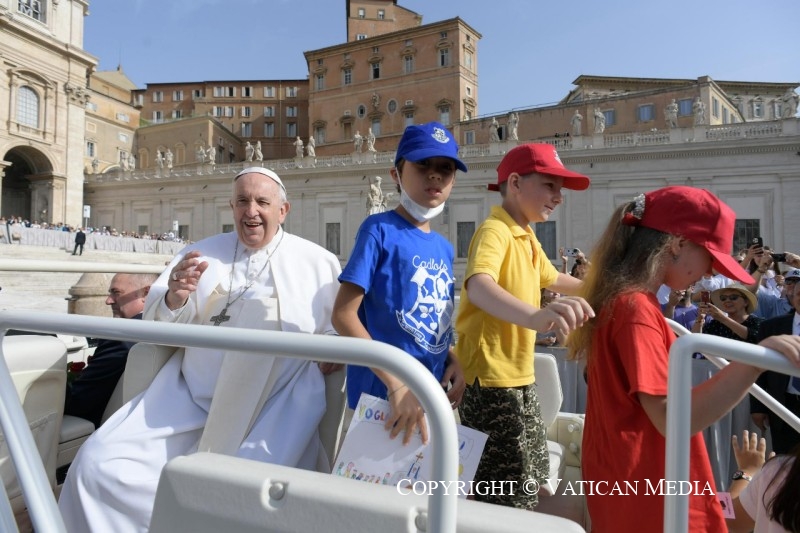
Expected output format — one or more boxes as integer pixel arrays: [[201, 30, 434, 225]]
[[3, 227, 183, 255]]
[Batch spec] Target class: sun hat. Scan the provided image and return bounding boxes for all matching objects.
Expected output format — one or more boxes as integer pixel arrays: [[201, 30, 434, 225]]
[[621, 186, 754, 284], [489, 143, 590, 191], [394, 122, 467, 172], [711, 283, 757, 314]]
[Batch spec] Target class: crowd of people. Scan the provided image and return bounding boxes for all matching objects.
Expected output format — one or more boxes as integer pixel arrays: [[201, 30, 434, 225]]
[[2, 215, 186, 244], [38, 123, 800, 532]]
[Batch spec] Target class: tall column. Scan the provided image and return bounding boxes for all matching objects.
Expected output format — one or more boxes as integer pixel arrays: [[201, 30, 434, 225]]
[[0, 160, 10, 211]]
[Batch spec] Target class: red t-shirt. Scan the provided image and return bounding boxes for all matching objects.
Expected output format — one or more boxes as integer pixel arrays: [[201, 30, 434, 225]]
[[582, 291, 724, 532]]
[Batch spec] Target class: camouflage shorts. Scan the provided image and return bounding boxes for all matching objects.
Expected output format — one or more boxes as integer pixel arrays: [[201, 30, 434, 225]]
[[458, 381, 549, 509]]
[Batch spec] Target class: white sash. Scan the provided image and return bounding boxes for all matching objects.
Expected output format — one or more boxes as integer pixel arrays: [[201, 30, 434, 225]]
[[197, 292, 283, 456]]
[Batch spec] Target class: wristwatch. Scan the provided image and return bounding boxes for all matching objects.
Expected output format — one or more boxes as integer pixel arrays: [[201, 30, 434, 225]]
[[731, 470, 753, 482]]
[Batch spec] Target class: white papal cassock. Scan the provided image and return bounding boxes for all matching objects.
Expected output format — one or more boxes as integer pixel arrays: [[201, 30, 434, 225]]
[[58, 229, 341, 532]]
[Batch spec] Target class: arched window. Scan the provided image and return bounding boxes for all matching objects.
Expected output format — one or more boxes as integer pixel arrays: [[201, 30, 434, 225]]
[[17, 86, 39, 128]]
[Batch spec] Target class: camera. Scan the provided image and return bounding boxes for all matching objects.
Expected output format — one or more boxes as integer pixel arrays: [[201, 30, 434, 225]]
[[751, 236, 764, 248], [566, 248, 580, 257], [771, 252, 787, 263]]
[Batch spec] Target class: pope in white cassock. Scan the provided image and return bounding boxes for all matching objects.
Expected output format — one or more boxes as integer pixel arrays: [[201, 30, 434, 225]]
[[58, 167, 342, 532]]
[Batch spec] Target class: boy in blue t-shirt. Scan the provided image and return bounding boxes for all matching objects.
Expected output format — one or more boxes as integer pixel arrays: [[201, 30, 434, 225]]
[[332, 122, 467, 444]]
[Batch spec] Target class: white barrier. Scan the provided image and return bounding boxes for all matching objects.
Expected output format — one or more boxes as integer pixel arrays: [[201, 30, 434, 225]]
[[664, 333, 800, 533]]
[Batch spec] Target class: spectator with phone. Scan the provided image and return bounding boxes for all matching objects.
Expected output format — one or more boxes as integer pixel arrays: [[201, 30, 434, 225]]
[[662, 285, 703, 330], [746, 253, 800, 319], [692, 283, 762, 343], [559, 246, 590, 280], [761, 269, 783, 299], [663, 285, 709, 360], [739, 242, 765, 274], [692, 271, 733, 303], [771, 272, 786, 297], [536, 288, 566, 347]]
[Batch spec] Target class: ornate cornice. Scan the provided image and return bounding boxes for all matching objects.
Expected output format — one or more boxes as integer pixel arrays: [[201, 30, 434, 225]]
[[64, 82, 90, 104]]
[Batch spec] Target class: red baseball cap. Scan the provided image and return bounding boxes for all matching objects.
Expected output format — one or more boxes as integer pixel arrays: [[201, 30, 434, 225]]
[[622, 186, 754, 284], [489, 143, 590, 191]]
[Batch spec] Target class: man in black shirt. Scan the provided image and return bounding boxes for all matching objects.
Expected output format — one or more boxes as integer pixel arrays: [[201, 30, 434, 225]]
[[65, 272, 157, 427]]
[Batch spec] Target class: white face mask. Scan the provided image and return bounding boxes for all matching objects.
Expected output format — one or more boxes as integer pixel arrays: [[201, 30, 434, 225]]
[[398, 180, 445, 222]]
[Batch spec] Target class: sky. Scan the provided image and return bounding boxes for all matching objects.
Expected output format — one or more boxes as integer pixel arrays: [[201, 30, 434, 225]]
[[83, 0, 799, 117]]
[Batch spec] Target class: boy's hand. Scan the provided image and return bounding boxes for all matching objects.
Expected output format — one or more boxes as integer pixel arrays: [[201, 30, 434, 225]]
[[441, 355, 465, 409], [386, 386, 428, 445], [529, 296, 594, 336]]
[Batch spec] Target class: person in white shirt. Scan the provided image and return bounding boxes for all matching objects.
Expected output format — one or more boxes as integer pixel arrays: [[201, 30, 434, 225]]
[[728, 430, 799, 533]]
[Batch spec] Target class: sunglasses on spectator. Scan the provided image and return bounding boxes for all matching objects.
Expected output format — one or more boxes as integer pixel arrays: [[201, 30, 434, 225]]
[[785, 278, 799, 286], [718, 294, 741, 302]]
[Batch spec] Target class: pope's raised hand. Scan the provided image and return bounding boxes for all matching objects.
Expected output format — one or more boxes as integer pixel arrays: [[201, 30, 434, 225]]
[[165, 250, 209, 310]]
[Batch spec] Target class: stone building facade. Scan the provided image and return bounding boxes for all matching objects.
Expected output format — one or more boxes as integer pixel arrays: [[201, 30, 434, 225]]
[[304, 16, 480, 157], [346, 0, 421, 42], [84, 68, 140, 175], [455, 76, 798, 148], [132, 79, 309, 163], [0, 0, 96, 225], [85, 117, 800, 283]]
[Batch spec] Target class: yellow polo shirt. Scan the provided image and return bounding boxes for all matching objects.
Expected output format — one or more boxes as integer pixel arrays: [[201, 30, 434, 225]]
[[456, 205, 559, 387]]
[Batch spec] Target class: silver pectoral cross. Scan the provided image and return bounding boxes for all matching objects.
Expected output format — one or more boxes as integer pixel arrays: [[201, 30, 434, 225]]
[[210, 307, 231, 326]]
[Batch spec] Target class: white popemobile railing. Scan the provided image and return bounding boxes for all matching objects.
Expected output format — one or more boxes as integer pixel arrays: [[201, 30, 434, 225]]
[[0, 311, 459, 533], [664, 330, 800, 533], [0, 258, 165, 275], [667, 320, 800, 434]]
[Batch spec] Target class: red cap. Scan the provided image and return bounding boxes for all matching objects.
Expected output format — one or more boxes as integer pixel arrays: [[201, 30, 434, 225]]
[[489, 143, 590, 191], [622, 186, 754, 284]]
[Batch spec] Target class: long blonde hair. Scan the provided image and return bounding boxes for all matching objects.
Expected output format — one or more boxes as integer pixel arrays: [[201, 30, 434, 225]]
[[567, 202, 675, 364]]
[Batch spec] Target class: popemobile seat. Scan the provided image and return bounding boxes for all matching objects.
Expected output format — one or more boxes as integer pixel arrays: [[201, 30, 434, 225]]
[[1, 335, 67, 521], [533, 351, 587, 528], [533, 352, 567, 495], [58, 343, 182, 477], [59, 342, 348, 473]]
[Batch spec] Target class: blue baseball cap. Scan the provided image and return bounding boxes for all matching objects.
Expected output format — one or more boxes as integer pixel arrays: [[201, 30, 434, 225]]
[[394, 122, 467, 172]]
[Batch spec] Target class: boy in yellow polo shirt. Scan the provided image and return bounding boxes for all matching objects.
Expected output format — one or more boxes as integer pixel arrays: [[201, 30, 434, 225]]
[[456, 143, 594, 509]]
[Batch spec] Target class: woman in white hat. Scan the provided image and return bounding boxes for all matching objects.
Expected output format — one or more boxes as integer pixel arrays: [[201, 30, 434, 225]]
[[692, 283, 762, 343]]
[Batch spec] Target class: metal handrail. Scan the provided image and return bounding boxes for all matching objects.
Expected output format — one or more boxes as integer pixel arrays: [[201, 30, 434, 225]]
[[0, 311, 460, 533], [664, 333, 800, 533], [667, 319, 800, 433], [0, 259, 165, 274]]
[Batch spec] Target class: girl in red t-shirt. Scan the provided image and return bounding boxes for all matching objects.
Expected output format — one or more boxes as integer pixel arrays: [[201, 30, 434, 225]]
[[568, 186, 800, 532]]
